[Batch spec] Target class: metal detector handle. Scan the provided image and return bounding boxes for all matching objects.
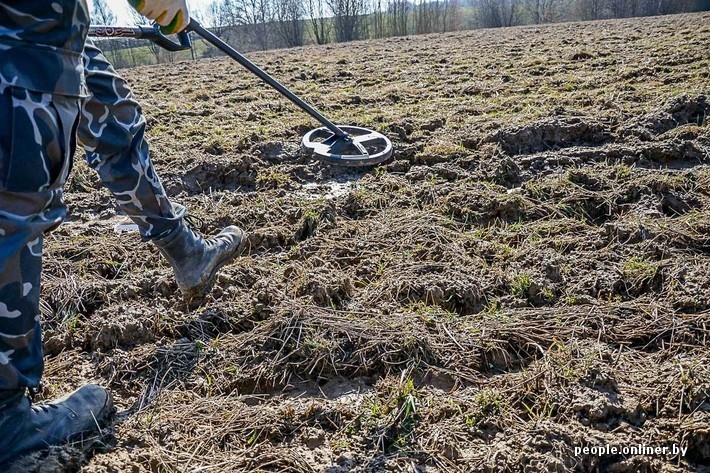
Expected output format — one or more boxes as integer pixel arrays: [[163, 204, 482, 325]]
[[88, 25, 192, 52], [150, 29, 191, 52], [186, 19, 349, 139]]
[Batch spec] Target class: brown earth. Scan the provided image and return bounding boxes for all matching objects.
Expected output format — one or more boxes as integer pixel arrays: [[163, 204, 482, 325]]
[[10, 11, 710, 473]]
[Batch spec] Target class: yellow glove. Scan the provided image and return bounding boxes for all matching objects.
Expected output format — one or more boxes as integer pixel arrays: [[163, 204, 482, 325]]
[[128, 0, 189, 34]]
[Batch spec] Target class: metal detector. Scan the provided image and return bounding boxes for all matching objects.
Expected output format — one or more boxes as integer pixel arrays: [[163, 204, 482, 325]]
[[88, 20, 394, 167]]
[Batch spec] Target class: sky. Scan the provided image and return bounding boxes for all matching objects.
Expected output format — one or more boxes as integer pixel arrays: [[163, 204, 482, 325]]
[[98, 0, 212, 25]]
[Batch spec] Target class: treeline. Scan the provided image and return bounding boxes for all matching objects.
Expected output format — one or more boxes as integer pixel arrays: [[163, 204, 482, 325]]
[[196, 0, 463, 51], [90, 0, 710, 67], [478, 0, 710, 26], [198, 0, 709, 51]]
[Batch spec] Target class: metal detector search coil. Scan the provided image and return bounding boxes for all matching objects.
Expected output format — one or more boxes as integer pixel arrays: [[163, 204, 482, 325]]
[[89, 20, 394, 167], [301, 126, 393, 167]]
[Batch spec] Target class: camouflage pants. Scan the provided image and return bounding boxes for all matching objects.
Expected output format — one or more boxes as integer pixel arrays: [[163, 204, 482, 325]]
[[0, 41, 180, 393]]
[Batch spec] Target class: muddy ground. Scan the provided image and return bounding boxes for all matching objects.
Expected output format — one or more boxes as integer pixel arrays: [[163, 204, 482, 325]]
[[10, 11, 710, 473]]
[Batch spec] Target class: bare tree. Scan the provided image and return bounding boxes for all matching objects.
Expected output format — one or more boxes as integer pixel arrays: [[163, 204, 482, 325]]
[[328, 0, 366, 42], [207, 0, 269, 51], [200, 1, 229, 56], [249, 0, 272, 50], [306, 0, 331, 44], [479, 0, 521, 27], [415, 0, 443, 34], [413, 0, 458, 34], [571, 0, 709, 20], [91, 0, 116, 25], [360, 0, 373, 37], [389, 0, 412, 36], [441, 0, 461, 31], [273, 0, 305, 47], [90, 0, 120, 64], [205, 0, 231, 36], [526, 0, 562, 22], [608, 0, 641, 17], [370, 0, 388, 38], [653, 0, 688, 14], [575, 0, 606, 20]]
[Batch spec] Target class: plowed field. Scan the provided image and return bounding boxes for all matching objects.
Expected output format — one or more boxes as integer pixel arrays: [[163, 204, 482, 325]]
[[13, 11, 710, 473]]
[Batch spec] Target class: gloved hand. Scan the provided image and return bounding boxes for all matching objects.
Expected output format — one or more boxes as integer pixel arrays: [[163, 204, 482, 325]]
[[127, 0, 189, 34]]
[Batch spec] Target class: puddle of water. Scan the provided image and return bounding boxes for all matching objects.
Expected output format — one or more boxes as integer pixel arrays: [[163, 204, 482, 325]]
[[299, 180, 354, 199]]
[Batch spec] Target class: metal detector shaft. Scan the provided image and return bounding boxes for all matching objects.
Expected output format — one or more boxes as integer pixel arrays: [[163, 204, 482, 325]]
[[187, 19, 348, 139], [88, 25, 192, 52]]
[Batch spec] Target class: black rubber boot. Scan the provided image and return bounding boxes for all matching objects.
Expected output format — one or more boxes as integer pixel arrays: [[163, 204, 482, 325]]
[[0, 384, 113, 465], [153, 218, 246, 300]]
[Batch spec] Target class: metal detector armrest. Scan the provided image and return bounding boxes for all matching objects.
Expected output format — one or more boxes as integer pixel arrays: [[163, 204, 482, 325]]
[[88, 25, 192, 52]]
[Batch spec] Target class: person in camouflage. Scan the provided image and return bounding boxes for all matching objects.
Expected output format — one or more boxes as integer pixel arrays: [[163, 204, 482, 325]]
[[80, 39, 183, 239], [0, 0, 245, 464]]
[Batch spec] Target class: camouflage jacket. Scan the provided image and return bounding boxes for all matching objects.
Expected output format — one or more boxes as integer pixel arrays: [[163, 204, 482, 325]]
[[0, 1, 91, 97]]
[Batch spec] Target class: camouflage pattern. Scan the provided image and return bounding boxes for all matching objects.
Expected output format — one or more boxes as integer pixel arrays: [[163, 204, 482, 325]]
[[1, 4, 182, 393], [79, 39, 181, 239], [0, 0, 91, 97], [0, 86, 80, 392]]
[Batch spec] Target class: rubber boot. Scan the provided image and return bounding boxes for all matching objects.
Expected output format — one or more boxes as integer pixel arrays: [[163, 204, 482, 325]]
[[0, 385, 113, 465], [153, 218, 246, 300]]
